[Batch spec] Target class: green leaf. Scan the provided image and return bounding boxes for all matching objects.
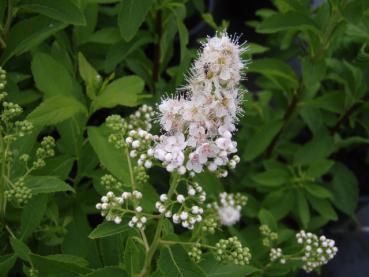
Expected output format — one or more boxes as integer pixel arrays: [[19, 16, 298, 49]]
[[258, 209, 278, 231], [118, 0, 153, 41], [252, 168, 290, 187], [1, 16, 66, 64], [307, 196, 338, 221], [33, 155, 74, 180], [20, 194, 48, 240], [88, 27, 121, 44], [27, 96, 87, 126], [302, 58, 326, 96], [19, 0, 86, 25], [87, 126, 130, 184], [159, 245, 206, 277], [104, 32, 153, 72], [0, 255, 16, 276], [305, 184, 333, 200], [262, 190, 294, 220], [293, 134, 335, 166], [81, 267, 128, 277], [31, 52, 78, 98], [200, 255, 258, 276], [306, 159, 334, 178], [10, 237, 31, 262], [243, 120, 283, 161], [88, 221, 130, 239], [25, 176, 75, 194], [301, 91, 345, 113], [78, 52, 101, 100], [30, 254, 91, 275], [248, 58, 298, 86], [330, 163, 359, 215], [296, 190, 310, 228], [257, 11, 320, 34], [124, 238, 145, 276], [91, 76, 144, 112]]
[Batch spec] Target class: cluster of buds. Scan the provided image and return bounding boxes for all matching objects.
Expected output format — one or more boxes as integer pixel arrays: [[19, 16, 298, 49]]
[[133, 165, 149, 185], [96, 190, 147, 229], [188, 244, 202, 263], [155, 182, 206, 229], [106, 105, 155, 150], [33, 136, 56, 169], [296, 231, 338, 273], [260, 225, 278, 247], [208, 192, 247, 226], [214, 236, 251, 265], [101, 174, 124, 193], [126, 129, 158, 168], [0, 68, 34, 141], [269, 248, 285, 264], [127, 104, 154, 131], [5, 178, 32, 206], [201, 216, 218, 234]]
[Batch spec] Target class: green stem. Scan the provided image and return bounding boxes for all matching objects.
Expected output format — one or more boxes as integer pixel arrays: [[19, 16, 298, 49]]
[[126, 148, 136, 190], [139, 173, 180, 276]]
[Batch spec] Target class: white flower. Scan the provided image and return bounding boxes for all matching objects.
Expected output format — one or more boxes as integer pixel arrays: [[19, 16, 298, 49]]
[[152, 32, 245, 175], [217, 205, 241, 226]]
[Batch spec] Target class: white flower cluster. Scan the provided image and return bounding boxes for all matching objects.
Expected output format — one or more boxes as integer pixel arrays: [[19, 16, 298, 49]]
[[96, 190, 147, 229], [155, 182, 206, 229], [152, 33, 245, 176], [270, 248, 285, 264], [208, 192, 247, 226], [296, 231, 338, 273]]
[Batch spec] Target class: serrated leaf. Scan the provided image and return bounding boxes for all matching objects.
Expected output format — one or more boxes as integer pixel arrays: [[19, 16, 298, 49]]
[[33, 155, 74, 180], [252, 169, 290, 187], [330, 163, 359, 215], [258, 209, 278, 231], [78, 52, 101, 100], [248, 58, 298, 85], [243, 120, 283, 161], [91, 76, 144, 112], [30, 254, 91, 275], [307, 196, 338, 221], [88, 221, 130, 239], [124, 238, 145, 275], [31, 52, 78, 98], [87, 126, 130, 184], [27, 96, 87, 126], [305, 184, 333, 199], [296, 190, 310, 228], [1, 16, 66, 64], [19, 0, 86, 25], [159, 245, 206, 277], [257, 11, 320, 34], [0, 255, 16, 276], [10, 237, 31, 262], [20, 194, 48, 240], [25, 176, 75, 194], [200, 255, 258, 276], [118, 0, 153, 41]]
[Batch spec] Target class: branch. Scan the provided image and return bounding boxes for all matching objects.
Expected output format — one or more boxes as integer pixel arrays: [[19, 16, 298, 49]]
[[329, 92, 369, 134]]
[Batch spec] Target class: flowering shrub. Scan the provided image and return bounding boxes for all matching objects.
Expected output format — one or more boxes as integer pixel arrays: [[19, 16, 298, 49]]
[[0, 0, 367, 276]]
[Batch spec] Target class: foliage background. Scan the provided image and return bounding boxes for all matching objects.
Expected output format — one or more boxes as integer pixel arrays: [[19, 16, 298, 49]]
[[0, 0, 368, 276]]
